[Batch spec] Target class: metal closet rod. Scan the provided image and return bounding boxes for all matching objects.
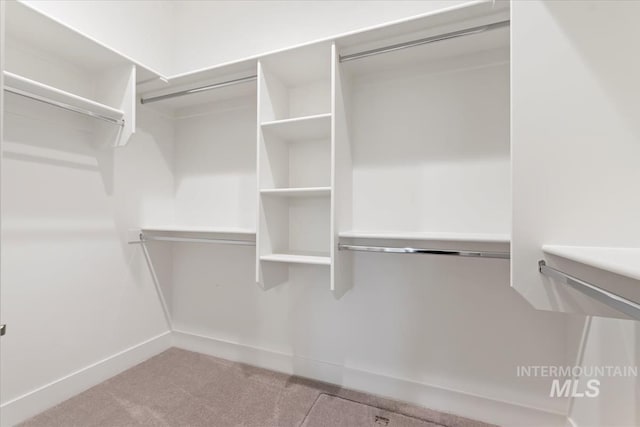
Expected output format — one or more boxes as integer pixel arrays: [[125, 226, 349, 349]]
[[538, 260, 640, 321], [339, 20, 510, 63], [4, 87, 125, 126], [140, 233, 256, 247], [338, 244, 510, 259], [140, 75, 257, 104]]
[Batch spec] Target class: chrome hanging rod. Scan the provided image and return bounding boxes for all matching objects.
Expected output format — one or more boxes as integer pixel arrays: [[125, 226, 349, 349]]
[[140, 75, 257, 104], [140, 233, 255, 247], [340, 20, 510, 63], [4, 87, 125, 126], [338, 244, 509, 259], [538, 260, 640, 321]]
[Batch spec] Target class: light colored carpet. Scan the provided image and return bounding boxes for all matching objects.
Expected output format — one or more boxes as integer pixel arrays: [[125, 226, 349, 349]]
[[19, 348, 496, 427]]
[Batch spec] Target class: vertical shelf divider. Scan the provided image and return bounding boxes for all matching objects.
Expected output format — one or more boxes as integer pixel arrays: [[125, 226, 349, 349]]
[[330, 42, 354, 297]]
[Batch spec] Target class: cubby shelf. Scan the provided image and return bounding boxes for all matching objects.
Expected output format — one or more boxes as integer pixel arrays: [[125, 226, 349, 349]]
[[261, 113, 332, 141], [260, 187, 331, 198], [339, 230, 510, 243], [543, 245, 640, 281], [260, 252, 331, 265]]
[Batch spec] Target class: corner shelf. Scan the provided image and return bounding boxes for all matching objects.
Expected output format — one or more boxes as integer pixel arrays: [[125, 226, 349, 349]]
[[261, 113, 332, 141], [260, 187, 331, 198], [260, 252, 331, 266], [543, 245, 640, 281]]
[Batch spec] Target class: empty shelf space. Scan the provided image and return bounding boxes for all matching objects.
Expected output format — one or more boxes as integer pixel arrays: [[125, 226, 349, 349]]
[[260, 187, 331, 197], [260, 252, 331, 265], [339, 230, 510, 243], [3, 71, 125, 123], [261, 113, 332, 141], [543, 245, 640, 281]]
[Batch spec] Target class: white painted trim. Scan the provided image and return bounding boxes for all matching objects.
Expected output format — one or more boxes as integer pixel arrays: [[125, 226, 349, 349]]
[[0, 331, 171, 427], [172, 330, 568, 427]]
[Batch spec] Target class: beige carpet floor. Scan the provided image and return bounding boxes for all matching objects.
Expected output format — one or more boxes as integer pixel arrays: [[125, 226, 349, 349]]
[[20, 348, 495, 427]]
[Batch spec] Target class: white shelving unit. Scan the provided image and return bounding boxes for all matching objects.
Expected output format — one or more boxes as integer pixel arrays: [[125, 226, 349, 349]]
[[257, 43, 334, 287], [132, 0, 512, 296], [511, 0, 640, 319], [3, 1, 151, 146]]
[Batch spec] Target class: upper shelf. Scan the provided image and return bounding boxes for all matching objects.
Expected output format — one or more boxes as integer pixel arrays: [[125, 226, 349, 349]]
[[138, 0, 508, 109], [4, 71, 125, 125], [543, 245, 640, 282], [261, 113, 332, 141], [6, 1, 162, 84]]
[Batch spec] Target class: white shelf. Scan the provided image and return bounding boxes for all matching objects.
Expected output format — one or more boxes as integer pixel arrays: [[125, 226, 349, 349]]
[[6, 1, 162, 84], [4, 71, 125, 122], [543, 245, 640, 281], [260, 252, 331, 266], [339, 230, 510, 243], [132, 226, 256, 245], [142, 226, 255, 236], [260, 187, 331, 198], [261, 113, 332, 141]]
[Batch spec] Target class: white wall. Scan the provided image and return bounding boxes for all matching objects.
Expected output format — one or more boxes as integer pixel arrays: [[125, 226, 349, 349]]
[[0, 94, 175, 425], [512, 1, 640, 426], [21, 0, 175, 74]]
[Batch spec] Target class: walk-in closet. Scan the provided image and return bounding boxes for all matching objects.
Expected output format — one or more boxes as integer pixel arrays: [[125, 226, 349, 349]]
[[1, 1, 639, 426]]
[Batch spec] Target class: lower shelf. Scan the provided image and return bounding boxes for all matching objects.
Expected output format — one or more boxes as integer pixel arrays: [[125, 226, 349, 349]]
[[543, 245, 640, 281], [260, 252, 331, 266], [339, 230, 510, 243]]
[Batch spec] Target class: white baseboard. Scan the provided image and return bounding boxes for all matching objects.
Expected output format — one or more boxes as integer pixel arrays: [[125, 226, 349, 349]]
[[1, 330, 568, 427], [173, 329, 568, 427], [1, 331, 172, 427]]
